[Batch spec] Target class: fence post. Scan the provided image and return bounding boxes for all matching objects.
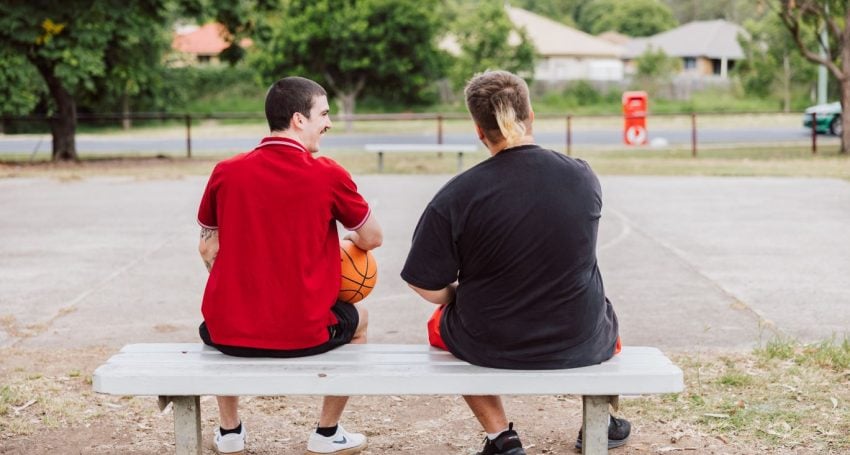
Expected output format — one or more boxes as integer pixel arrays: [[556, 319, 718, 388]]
[[811, 112, 817, 155], [566, 115, 572, 156], [185, 114, 192, 159], [437, 114, 444, 145], [691, 113, 697, 158]]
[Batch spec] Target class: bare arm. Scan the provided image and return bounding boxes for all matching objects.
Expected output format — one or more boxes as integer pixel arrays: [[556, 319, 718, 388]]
[[198, 227, 219, 272], [345, 213, 383, 250], [408, 283, 456, 306]]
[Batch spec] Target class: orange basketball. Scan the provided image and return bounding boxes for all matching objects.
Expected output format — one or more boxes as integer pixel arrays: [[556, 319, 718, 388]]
[[339, 240, 378, 304]]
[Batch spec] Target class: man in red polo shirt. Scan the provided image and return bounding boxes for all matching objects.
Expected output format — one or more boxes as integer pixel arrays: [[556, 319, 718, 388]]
[[197, 76, 382, 455]]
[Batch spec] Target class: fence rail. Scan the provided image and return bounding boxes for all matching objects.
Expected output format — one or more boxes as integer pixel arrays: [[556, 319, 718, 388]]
[[0, 111, 831, 159]]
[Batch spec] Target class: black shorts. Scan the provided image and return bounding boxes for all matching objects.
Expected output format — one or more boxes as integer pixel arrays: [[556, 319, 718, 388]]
[[199, 301, 359, 358]]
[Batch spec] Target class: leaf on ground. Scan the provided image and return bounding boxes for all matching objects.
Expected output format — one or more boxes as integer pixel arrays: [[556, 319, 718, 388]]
[[830, 397, 838, 409], [12, 399, 37, 414]]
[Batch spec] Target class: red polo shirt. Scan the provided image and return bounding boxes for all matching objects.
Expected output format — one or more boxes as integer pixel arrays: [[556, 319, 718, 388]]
[[197, 137, 370, 350]]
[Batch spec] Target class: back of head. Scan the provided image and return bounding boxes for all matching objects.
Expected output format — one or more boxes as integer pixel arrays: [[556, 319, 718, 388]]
[[464, 71, 531, 146], [265, 76, 327, 132]]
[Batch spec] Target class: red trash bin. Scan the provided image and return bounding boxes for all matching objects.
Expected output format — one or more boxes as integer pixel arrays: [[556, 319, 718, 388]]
[[622, 91, 648, 145]]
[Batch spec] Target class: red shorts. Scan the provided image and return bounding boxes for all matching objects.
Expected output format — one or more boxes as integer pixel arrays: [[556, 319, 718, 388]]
[[427, 305, 622, 356]]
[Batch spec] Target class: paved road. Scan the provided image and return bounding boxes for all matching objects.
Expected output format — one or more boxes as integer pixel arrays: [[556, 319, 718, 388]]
[[1, 175, 848, 352], [0, 127, 828, 156]]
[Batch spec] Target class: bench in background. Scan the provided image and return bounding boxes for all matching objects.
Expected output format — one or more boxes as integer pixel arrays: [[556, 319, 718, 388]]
[[93, 343, 683, 455], [363, 144, 478, 173]]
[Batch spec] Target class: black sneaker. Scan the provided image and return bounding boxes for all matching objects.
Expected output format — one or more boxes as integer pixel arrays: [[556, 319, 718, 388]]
[[574, 414, 631, 450], [476, 422, 526, 455]]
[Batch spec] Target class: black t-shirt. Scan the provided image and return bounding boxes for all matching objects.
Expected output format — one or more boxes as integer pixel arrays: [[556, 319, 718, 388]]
[[401, 144, 619, 369]]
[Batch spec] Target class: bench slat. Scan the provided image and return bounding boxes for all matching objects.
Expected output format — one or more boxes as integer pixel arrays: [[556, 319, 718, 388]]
[[93, 345, 683, 397]]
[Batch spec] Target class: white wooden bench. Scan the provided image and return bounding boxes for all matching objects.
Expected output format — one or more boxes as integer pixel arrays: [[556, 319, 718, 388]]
[[93, 343, 683, 455], [363, 144, 478, 173]]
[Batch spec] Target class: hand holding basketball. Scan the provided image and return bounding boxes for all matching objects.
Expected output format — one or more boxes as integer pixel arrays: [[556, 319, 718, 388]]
[[339, 239, 378, 304]]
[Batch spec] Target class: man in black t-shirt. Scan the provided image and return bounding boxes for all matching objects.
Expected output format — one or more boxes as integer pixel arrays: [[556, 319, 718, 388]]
[[401, 71, 631, 454]]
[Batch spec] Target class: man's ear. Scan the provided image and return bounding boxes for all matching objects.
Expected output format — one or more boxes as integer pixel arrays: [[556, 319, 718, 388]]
[[474, 123, 486, 141], [291, 112, 304, 131]]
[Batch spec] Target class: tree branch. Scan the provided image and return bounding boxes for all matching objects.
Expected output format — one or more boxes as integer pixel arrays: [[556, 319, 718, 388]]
[[778, 1, 845, 80]]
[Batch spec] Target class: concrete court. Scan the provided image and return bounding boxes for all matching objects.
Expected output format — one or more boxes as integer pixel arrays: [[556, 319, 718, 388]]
[[0, 174, 848, 352]]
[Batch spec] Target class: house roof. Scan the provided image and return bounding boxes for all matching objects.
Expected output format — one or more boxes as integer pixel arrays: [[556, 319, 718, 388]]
[[172, 23, 252, 55], [598, 31, 632, 46], [625, 20, 745, 60], [506, 7, 623, 58]]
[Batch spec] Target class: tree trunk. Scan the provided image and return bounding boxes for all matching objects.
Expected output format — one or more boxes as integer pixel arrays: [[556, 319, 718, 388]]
[[122, 91, 131, 130], [782, 55, 791, 113], [337, 92, 356, 132], [34, 59, 78, 161]]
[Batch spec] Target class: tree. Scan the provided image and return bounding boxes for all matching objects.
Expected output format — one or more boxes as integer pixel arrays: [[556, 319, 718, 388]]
[[510, 0, 582, 26], [775, 0, 850, 153], [449, 0, 537, 89], [662, 0, 762, 24], [736, 14, 816, 111], [0, 0, 268, 161], [256, 0, 446, 122], [633, 46, 681, 96], [576, 0, 678, 37]]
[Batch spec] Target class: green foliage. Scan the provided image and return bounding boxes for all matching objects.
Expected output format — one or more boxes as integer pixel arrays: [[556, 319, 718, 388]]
[[255, 0, 446, 115], [576, 0, 678, 36], [510, 0, 581, 26], [736, 13, 817, 106], [632, 46, 681, 96], [0, 48, 43, 116], [662, 0, 762, 24], [449, 0, 537, 89]]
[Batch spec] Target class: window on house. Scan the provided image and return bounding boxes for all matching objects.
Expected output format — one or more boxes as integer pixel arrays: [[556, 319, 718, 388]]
[[198, 55, 211, 63], [683, 57, 696, 71]]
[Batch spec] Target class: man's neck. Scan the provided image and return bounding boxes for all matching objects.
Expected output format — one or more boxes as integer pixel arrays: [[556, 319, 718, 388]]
[[487, 135, 535, 156], [269, 129, 302, 143]]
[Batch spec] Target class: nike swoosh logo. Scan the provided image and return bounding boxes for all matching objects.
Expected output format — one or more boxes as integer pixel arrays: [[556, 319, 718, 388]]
[[332, 436, 348, 444]]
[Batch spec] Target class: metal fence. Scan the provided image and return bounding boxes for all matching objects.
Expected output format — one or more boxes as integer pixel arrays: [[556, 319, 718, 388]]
[[0, 111, 834, 159]]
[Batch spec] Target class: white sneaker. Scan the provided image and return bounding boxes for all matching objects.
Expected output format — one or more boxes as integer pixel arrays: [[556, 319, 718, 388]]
[[214, 423, 247, 454], [306, 424, 368, 454]]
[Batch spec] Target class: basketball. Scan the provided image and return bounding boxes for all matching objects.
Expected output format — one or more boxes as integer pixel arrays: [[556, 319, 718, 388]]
[[339, 239, 378, 304]]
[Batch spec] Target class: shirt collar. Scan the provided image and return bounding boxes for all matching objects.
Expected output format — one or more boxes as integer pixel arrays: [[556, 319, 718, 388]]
[[256, 136, 309, 154]]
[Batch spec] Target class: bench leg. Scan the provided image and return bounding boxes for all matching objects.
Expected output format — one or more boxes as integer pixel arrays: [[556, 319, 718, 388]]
[[377, 151, 384, 173], [456, 152, 463, 173], [581, 395, 612, 455], [170, 396, 202, 455]]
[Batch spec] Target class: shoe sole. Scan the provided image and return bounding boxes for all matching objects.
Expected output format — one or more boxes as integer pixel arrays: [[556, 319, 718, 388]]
[[574, 436, 629, 450], [215, 448, 245, 455], [305, 441, 368, 455]]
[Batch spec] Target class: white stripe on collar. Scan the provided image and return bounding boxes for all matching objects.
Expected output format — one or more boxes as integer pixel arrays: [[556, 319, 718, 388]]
[[256, 140, 308, 154]]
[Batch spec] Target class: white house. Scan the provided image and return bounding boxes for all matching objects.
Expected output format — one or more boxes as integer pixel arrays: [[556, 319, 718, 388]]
[[506, 7, 625, 82], [624, 20, 746, 79]]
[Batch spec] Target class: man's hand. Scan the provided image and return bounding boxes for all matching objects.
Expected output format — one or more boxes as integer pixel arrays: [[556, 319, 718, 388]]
[[346, 213, 383, 250], [199, 227, 219, 272]]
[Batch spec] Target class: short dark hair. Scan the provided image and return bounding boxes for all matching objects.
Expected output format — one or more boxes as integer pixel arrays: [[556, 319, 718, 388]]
[[265, 76, 327, 132], [464, 71, 531, 144]]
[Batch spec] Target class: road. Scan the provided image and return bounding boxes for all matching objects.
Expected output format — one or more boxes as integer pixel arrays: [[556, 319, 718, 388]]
[[0, 127, 830, 156]]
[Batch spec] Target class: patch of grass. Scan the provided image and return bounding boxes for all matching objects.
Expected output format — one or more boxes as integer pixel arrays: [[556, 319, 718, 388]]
[[0, 385, 21, 416], [717, 370, 753, 387], [755, 337, 797, 361], [627, 338, 850, 453]]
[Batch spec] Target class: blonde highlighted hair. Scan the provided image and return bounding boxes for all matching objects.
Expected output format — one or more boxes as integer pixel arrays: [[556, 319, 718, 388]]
[[464, 70, 531, 146]]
